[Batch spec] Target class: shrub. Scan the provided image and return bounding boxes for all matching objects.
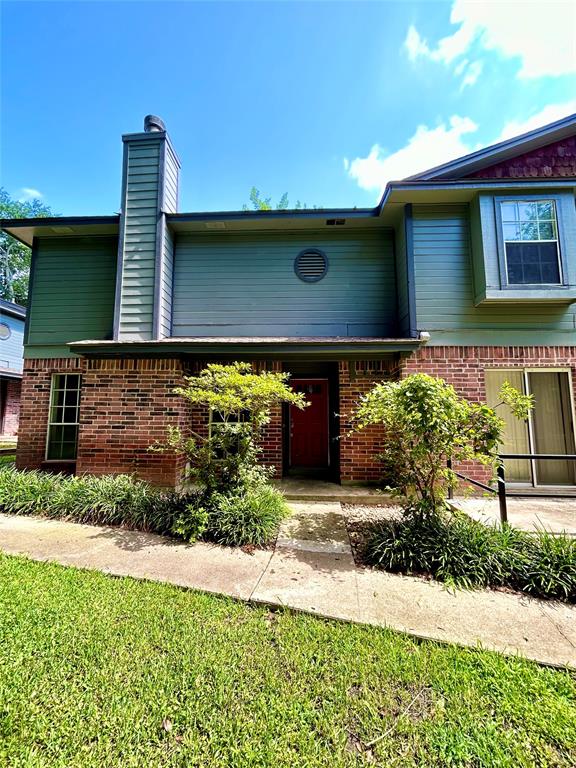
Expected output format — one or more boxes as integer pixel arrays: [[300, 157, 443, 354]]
[[0, 467, 288, 548], [151, 362, 307, 497], [171, 496, 210, 543], [512, 528, 576, 601], [0, 467, 183, 534], [351, 373, 532, 513], [364, 508, 576, 601], [207, 484, 289, 547]]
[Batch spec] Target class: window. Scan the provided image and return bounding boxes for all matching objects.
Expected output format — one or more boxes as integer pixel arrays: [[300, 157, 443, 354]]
[[485, 369, 576, 486], [0, 323, 11, 340], [208, 409, 250, 456], [500, 200, 561, 285], [46, 374, 81, 460]]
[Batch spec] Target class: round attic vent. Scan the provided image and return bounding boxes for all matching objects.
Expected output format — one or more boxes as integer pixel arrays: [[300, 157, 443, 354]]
[[294, 248, 329, 283], [0, 323, 11, 340]]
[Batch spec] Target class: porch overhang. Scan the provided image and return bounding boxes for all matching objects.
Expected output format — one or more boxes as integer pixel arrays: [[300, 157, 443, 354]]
[[68, 336, 426, 361]]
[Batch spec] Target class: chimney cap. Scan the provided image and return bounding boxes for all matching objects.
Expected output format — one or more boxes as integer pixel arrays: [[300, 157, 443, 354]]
[[144, 114, 166, 133]]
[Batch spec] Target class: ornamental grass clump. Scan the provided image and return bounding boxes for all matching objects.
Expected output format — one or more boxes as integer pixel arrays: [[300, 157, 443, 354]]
[[364, 507, 576, 602], [0, 467, 183, 534]]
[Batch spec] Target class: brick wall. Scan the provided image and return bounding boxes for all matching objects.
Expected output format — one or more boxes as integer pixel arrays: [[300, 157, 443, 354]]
[[76, 358, 188, 486], [1, 378, 21, 436], [338, 360, 399, 483], [467, 136, 576, 179], [17, 357, 284, 486], [401, 345, 576, 485]]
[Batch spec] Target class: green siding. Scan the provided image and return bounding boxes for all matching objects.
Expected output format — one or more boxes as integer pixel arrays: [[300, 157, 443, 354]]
[[159, 226, 174, 337], [172, 230, 397, 337], [394, 217, 409, 336], [117, 140, 160, 340], [412, 204, 576, 345], [25, 236, 117, 357]]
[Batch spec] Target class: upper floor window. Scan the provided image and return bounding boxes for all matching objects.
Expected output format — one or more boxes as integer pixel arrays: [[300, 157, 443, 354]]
[[500, 200, 561, 285]]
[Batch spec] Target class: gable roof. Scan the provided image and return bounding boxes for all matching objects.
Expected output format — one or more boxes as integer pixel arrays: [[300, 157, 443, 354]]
[[408, 112, 576, 181]]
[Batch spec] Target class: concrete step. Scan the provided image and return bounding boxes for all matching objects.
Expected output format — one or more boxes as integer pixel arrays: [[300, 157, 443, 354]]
[[274, 479, 395, 506], [278, 502, 352, 555]]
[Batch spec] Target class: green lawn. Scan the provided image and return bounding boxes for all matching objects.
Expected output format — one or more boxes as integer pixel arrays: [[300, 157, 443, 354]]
[[0, 555, 574, 767]]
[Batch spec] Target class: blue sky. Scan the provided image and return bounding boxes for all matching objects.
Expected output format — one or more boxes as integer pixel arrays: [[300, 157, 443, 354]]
[[1, 0, 575, 216]]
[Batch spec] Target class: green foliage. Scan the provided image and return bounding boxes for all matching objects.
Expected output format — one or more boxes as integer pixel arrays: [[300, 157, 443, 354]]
[[151, 363, 302, 546], [352, 373, 507, 513], [497, 380, 535, 420], [171, 498, 210, 543], [207, 484, 290, 547], [0, 187, 55, 304], [0, 465, 287, 548], [154, 362, 306, 495], [242, 186, 312, 211], [364, 508, 576, 601], [0, 467, 182, 534]]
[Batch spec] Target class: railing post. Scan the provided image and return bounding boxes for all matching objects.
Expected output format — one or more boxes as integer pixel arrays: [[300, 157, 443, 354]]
[[497, 463, 507, 525], [447, 457, 453, 499]]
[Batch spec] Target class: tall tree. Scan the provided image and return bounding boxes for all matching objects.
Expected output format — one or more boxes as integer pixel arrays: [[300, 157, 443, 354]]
[[0, 188, 55, 305]]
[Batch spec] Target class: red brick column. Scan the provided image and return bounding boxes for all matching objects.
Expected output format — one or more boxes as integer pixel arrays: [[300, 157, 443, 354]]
[[16, 358, 84, 470], [338, 360, 398, 483], [76, 358, 188, 486], [1, 378, 21, 437]]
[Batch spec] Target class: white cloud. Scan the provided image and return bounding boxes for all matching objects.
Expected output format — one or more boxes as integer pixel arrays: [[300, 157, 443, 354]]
[[460, 60, 483, 89], [345, 100, 576, 195], [404, 25, 430, 61], [346, 115, 479, 196], [17, 188, 43, 202], [494, 100, 576, 141], [405, 0, 576, 80]]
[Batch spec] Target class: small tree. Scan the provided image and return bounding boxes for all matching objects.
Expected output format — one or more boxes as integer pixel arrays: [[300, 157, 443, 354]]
[[352, 373, 532, 516], [152, 362, 307, 494]]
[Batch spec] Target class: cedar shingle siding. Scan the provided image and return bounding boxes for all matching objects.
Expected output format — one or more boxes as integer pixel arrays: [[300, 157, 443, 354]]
[[466, 137, 576, 179]]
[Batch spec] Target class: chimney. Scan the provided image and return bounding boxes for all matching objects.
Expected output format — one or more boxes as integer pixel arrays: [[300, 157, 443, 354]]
[[114, 115, 181, 341]]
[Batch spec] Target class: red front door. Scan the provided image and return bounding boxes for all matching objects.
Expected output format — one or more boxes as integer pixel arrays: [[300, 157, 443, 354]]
[[289, 379, 329, 468]]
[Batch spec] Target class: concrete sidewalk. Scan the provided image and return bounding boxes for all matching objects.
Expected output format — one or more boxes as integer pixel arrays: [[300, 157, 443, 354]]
[[1, 508, 575, 669]]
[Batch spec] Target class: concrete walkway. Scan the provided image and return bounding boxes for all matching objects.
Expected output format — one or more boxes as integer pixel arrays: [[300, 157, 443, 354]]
[[1, 508, 575, 669], [454, 496, 576, 536]]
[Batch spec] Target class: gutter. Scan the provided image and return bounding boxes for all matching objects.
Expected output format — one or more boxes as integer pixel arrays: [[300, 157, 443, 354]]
[[68, 336, 428, 360]]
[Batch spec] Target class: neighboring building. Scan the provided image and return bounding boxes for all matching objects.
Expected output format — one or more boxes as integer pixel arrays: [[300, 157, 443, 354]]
[[2, 113, 576, 488], [0, 298, 25, 437]]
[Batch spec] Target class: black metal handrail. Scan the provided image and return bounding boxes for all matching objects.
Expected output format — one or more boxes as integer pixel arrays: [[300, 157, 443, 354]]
[[448, 453, 576, 525]]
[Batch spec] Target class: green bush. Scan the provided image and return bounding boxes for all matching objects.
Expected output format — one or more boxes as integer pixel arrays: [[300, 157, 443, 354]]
[[365, 507, 576, 601], [0, 467, 288, 548], [0, 467, 183, 534], [206, 484, 289, 547], [171, 497, 210, 543]]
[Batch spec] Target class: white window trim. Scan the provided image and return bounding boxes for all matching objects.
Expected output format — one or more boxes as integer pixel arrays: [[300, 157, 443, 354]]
[[45, 373, 82, 462], [498, 197, 564, 287]]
